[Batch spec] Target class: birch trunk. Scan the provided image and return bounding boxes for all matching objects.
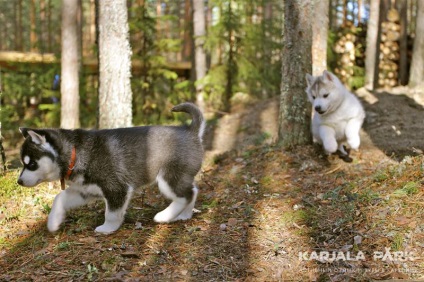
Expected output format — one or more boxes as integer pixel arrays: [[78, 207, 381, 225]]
[[98, 0, 133, 129], [60, 0, 80, 129]]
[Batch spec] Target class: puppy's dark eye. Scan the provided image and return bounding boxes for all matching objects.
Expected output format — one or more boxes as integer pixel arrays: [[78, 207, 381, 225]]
[[27, 161, 38, 171], [323, 93, 329, 98], [312, 96, 316, 100]]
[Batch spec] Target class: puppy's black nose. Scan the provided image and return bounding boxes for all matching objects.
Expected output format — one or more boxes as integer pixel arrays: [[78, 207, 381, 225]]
[[314, 105, 322, 112], [17, 179, 23, 186]]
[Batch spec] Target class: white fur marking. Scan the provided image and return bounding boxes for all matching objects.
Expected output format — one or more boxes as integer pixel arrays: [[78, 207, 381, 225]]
[[23, 156, 30, 165], [198, 120, 206, 140], [19, 156, 60, 187], [41, 142, 58, 157]]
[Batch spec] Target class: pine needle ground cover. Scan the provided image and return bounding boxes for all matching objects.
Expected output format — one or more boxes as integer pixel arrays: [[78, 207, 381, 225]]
[[1, 145, 423, 281]]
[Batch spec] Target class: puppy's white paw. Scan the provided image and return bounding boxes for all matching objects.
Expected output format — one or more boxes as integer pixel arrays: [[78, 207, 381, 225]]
[[153, 211, 174, 223], [347, 137, 360, 150], [47, 212, 64, 232], [95, 224, 119, 234], [323, 140, 338, 154], [174, 209, 193, 221]]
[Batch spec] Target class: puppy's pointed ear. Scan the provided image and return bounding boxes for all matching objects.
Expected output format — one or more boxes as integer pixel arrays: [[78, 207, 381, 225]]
[[305, 73, 314, 87], [322, 70, 334, 82], [20, 127, 30, 138], [27, 130, 47, 145]]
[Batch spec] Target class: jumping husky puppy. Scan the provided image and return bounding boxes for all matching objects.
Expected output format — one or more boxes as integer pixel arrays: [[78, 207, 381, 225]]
[[305, 70, 365, 161], [17, 103, 205, 234]]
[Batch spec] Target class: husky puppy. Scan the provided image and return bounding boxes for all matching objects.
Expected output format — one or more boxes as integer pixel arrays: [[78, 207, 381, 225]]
[[305, 70, 365, 160], [17, 103, 205, 234]]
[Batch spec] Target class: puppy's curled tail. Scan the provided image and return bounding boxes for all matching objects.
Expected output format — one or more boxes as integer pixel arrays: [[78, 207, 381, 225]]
[[172, 102, 205, 139]]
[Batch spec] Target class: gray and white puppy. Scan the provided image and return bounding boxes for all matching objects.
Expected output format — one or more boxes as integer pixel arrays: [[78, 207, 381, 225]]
[[17, 103, 205, 234]]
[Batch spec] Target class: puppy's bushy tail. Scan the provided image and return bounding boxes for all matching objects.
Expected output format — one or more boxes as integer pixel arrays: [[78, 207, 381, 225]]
[[172, 102, 205, 139]]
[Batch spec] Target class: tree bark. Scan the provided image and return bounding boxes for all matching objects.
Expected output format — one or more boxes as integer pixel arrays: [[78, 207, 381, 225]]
[[312, 0, 329, 76], [409, 0, 424, 88], [278, 0, 312, 148], [30, 0, 37, 51], [396, 0, 408, 85], [60, 0, 80, 129], [192, 0, 207, 112], [365, 0, 382, 90], [98, 0, 133, 129], [0, 70, 6, 172]]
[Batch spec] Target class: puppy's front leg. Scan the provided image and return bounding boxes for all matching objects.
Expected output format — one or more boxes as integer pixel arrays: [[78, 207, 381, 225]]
[[319, 125, 338, 154], [48, 189, 91, 232]]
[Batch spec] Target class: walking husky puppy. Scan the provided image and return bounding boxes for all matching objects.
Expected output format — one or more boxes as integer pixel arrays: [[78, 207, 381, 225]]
[[305, 70, 365, 161], [17, 103, 205, 234]]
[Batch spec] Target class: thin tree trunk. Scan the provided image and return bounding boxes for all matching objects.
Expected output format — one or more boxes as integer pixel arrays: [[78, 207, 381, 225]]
[[409, 0, 424, 88], [342, 0, 348, 26], [60, 0, 80, 129], [183, 0, 192, 60], [365, 0, 382, 90], [224, 0, 235, 112], [278, 0, 312, 148], [98, 0, 133, 128], [312, 0, 329, 76], [17, 0, 23, 51], [358, 0, 362, 24], [30, 0, 37, 51], [47, 0, 52, 52], [397, 0, 408, 85], [0, 69, 6, 173], [192, 0, 207, 112]]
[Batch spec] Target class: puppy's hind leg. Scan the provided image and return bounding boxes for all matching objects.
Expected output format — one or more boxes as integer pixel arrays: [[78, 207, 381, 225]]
[[345, 118, 363, 150], [319, 125, 338, 154], [174, 185, 198, 221], [95, 186, 134, 234], [154, 174, 192, 223]]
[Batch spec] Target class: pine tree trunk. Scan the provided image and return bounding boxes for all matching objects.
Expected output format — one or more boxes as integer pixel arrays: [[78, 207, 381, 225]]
[[365, 0, 382, 90], [183, 0, 192, 61], [193, 0, 207, 112], [396, 0, 408, 85], [312, 0, 329, 76], [224, 0, 235, 113], [409, 0, 424, 88], [98, 0, 133, 129], [60, 0, 80, 129], [30, 0, 37, 51], [278, 0, 312, 148], [0, 70, 5, 173]]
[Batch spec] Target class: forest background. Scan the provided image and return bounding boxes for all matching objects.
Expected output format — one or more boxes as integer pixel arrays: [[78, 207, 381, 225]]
[[0, 0, 421, 141]]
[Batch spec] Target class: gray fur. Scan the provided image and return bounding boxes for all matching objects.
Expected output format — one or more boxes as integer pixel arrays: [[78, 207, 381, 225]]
[[18, 102, 205, 233]]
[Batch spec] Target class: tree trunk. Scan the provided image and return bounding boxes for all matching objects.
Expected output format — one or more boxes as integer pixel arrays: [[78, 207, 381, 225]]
[[396, 0, 408, 85], [409, 0, 424, 88], [224, 0, 235, 112], [365, 0, 382, 90], [60, 0, 80, 129], [98, 0, 133, 129], [30, 0, 37, 51], [278, 0, 312, 148], [312, 0, 329, 76], [0, 70, 6, 173], [192, 0, 207, 112], [183, 0, 192, 61]]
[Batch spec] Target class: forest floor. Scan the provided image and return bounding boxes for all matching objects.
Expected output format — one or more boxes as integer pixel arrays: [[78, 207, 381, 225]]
[[1, 87, 424, 281]]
